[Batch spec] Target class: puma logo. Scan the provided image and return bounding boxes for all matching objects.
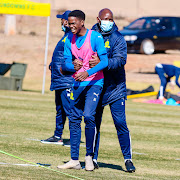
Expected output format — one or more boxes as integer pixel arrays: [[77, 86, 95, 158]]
[[93, 92, 99, 98], [66, 89, 71, 97], [66, 88, 71, 93]]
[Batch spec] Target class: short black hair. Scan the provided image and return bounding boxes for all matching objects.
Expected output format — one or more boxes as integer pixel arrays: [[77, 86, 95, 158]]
[[68, 10, 85, 21]]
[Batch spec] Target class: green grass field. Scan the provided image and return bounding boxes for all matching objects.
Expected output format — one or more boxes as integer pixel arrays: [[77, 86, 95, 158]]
[[0, 89, 180, 180]]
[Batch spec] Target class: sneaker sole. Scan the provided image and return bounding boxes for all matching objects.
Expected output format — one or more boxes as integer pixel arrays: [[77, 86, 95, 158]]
[[126, 169, 136, 173], [85, 164, 94, 171], [85, 168, 94, 171], [57, 164, 82, 170], [71, 164, 82, 170], [41, 141, 63, 145]]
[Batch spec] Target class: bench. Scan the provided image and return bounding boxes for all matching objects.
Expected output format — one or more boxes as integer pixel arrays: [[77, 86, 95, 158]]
[[0, 62, 27, 91]]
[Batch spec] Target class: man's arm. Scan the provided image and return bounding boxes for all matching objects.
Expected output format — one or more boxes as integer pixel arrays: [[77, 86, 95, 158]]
[[75, 32, 108, 81], [86, 53, 108, 76], [75, 53, 108, 81], [62, 35, 76, 73], [86, 32, 108, 76], [89, 33, 127, 70], [89, 55, 100, 67], [107, 34, 127, 70]]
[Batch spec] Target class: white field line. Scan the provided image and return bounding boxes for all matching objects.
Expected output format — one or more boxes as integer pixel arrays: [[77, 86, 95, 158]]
[[0, 95, 52, 102], [25, 138, 41, 141], [0, 162, 38, 166], [63, 144, 86, 148], [133, 152, 147, 155]]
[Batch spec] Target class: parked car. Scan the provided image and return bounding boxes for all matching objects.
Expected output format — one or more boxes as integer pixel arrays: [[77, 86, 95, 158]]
[[120, 16, 180, 55]]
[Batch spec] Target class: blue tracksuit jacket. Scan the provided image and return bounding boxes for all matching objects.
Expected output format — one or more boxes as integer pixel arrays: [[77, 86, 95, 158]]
[[92, 23, 127, 106], [50, 28, 74, 91], [161, 64, 180, 88]]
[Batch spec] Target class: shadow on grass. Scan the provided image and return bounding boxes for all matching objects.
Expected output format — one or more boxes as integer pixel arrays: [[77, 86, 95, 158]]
[[81, 161, 125, 171], [98, 162, 124, 171], [63, 139, 84, 146], [62, 161, 125, 171]]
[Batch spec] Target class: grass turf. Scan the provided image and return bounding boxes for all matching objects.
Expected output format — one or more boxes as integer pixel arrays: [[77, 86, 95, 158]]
[[0, 90, 180, 180]]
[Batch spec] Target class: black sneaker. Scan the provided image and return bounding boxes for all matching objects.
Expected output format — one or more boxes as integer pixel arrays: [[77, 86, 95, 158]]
[[40, 135, 63, 145], [125, 160, 136, 173], [93, 159, 99, 169]]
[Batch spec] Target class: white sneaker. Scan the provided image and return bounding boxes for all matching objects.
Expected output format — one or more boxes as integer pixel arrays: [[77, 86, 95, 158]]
[[57, 159, 81, 170], [85, 156, 94, 171]]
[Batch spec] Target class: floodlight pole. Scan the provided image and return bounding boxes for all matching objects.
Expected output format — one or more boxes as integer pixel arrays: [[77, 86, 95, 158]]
[[42, 16, 50, 94]]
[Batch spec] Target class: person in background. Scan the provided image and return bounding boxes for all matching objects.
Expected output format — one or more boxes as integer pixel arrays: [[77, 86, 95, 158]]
[[89, 8, 136, 173], [57, 10, 108, 171], [155, 63, 180, 100], [41, 10, 73, 145]]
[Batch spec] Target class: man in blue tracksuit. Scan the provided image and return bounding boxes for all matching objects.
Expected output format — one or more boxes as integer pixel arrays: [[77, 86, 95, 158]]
[[57, 10, 108, 171], [155, 63, 180, 99], [89, 8, 136, 172], [41, 10, 73, 144]]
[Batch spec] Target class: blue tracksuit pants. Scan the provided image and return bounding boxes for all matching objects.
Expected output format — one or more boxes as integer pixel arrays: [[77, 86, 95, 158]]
[[155, 66, 170, 98], [69, 85, 102, 160], [54, 88, 71, 138], [93, 98, 132, 160]]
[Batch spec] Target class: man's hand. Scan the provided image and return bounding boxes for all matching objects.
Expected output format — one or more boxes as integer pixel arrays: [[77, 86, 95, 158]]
[[73, 59, 83, 71], [89, 55, 100, 68], [75, 71, 89, 81]]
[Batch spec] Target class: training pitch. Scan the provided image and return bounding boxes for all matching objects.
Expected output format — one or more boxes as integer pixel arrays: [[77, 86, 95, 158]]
[[0, 90, 179, 180]]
